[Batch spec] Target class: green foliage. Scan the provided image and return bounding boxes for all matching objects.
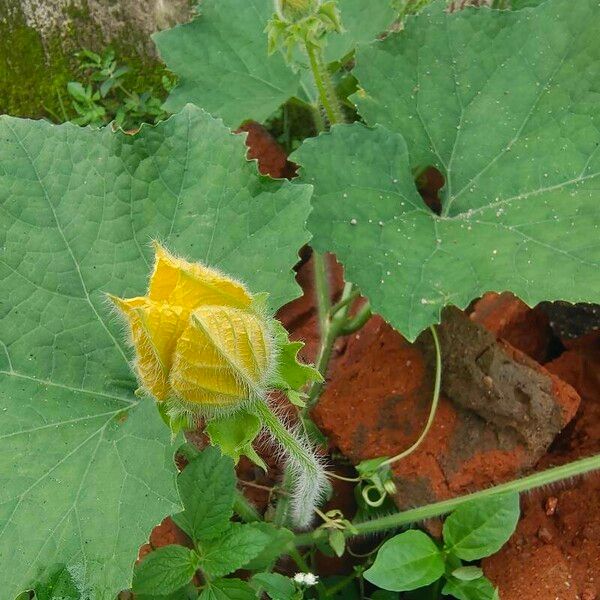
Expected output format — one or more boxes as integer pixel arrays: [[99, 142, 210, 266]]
[[34, 567, 82, 600], [242, 523, 295, 570], [251, 572, 297, 600], [364, 530, 445, 592], [133, 546, 199, 595], [442, 576, 500, 600], [198, 578, 256, 600], [66, 49, 173, 129], [3, 0, 599, 597], [199, 523, 270, 577], [173, 446, 236, 541], [0, 105, 311, 598], [205, 410, 267, 470], [154, 0, 399, 127], [270, 320, 323, 407], [139, 449, 284, 597], [365, 494, 518, 597], [154, 0, 301, 128], [294, 0, 600, 339], [443, 493, 520, 561]]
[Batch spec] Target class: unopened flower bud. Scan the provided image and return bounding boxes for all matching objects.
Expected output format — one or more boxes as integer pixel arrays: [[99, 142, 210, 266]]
[[109, 243, 274, 414]]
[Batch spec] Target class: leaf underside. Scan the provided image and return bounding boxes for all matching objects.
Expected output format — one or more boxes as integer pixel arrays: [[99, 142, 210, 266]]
[[0, 105, 311, 599], [294, 0, 600, 340]]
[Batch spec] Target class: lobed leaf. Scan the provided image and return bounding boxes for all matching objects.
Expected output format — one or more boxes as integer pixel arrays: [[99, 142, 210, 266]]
[[154, 0, 301, 128], [0, 105, 311, 598], [295, 0, 600, 339], [154, 0, 398, 127]]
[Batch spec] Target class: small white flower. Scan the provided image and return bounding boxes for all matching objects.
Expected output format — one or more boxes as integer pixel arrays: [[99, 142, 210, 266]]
[[293, 572, 319, 586]]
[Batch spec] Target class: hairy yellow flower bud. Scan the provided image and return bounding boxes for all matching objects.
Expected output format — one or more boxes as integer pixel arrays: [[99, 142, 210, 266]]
[[170, 305, 272, 408], [109, 243, 274, 413]]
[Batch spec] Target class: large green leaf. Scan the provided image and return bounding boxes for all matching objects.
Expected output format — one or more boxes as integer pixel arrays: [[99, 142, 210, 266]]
[[324, 0, 398, 63], [0, 106, 311, 599], [154, 0, 301, 128], [294, 0, 600, 339], [154, 0, 397, 127]]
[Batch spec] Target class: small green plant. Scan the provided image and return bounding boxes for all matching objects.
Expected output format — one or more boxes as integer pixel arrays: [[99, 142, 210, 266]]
[[132, 446, 315, 599], [66, 48, 173, 129], [364, 493, 518, 597], [1, 0, 599, 599]]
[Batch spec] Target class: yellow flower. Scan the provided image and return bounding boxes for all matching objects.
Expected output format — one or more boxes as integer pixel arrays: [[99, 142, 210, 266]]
[[109, 243, 274, 412]]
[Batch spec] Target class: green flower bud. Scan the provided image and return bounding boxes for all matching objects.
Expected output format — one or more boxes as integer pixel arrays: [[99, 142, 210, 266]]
[[275, 0, 321, 22]]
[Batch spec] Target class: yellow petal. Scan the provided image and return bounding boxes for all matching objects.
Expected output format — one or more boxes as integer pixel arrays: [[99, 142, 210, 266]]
[[110, 295, 186, 400], [169, 305, 273, 408], [148, 243, 252, 311]]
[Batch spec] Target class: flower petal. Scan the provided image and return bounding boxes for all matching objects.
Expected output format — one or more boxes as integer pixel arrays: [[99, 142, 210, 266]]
[[169, 305, 273, 408], [148, 243, 252, 311], [109, 295, 185, 400]]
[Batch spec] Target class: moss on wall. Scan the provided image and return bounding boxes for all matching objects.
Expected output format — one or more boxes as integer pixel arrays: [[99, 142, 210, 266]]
[[0, 0, 193, 120]]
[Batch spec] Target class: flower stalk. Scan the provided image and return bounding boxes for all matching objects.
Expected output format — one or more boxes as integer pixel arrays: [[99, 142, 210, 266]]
[[252, 400, 327, 528]]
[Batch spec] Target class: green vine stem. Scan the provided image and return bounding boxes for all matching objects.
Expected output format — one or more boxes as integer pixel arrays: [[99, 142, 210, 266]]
[[313, 250, 332, 336], [305, 41, 344, 126], [382, 325, 441, 467], [306, 282, 355, 410], [252, 400, 327, 528], [233, 489, 262, 523], [294, 453, 600, 546], [340, 301, 372, 336]]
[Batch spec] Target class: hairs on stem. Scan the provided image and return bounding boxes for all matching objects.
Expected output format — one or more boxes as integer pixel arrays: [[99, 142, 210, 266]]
[[253, 399, 328, 528]]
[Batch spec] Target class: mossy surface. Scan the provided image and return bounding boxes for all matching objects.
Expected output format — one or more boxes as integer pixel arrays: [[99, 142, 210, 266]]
[[0, 1, 188, 120]]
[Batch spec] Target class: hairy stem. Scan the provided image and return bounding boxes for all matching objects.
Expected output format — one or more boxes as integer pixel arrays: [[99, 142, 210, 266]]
[[382, 325, 441, 466], [294, 453, 600, 545], [253, 400, 327, 528], [305, 42, 344, 126]]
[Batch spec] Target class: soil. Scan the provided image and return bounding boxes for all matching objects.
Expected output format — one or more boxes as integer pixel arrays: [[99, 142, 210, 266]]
[[142, 123, 600, 600]]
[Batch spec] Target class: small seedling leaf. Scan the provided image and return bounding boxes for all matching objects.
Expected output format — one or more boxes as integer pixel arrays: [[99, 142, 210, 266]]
[[442, 575, 499, 600], [175, 447, 236, 542], [363, 530, 445, 592], [451, 566, 484, 582], [443, 493, 520, 561]]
